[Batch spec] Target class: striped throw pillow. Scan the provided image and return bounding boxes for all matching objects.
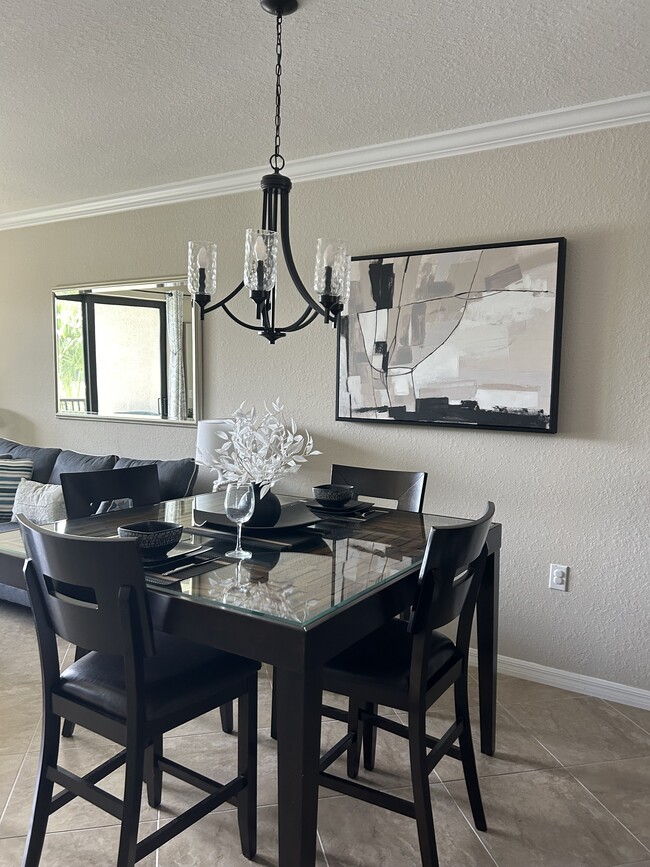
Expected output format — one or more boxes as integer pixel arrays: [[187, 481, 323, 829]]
[[0, 458, 34, 519]]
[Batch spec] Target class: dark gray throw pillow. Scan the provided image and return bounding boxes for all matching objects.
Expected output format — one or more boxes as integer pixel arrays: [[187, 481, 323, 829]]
[[0, 438, 62, 484], [48, 450, 118, 484], [114, 457, 198, 501]]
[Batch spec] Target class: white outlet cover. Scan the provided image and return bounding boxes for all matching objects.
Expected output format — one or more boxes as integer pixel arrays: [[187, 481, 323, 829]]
[[549, 563, 569, 591]]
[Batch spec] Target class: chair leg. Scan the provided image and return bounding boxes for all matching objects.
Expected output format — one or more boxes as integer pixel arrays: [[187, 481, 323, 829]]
[[62, 646, 89, 738], [220, 701, 234, 734], [116, 738, 145, 867], [144, 735, 163, 808], [346, 698, 363, 779], [454, 677, 487, 831], [23, 709, 60, 867], [408, 710, 439, 867], [237, 677, 258, 860], [362, 701, 378, 770]]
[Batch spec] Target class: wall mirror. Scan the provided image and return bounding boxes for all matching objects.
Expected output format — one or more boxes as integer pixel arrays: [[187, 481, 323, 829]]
[[53, 277, 202, 425]]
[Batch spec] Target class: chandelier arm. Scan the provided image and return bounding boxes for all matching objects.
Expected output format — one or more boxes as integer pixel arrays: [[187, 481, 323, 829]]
[[266, 303, 317, 334], [220, 300, 272, 332], [279, 190, 329, 318], [281, 308, 321, 332], [201, 280, 246, 315]]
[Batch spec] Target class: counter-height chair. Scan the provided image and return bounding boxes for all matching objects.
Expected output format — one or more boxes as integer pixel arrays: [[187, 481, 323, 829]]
[[318, 503, 495, 867], [60, 464, 235, 737], [330, 464, 427, 512], [60, 465, 162, 519], [325, 464, 428, 761], [18, 516, 259, 867], [270, 464, 429, 741]]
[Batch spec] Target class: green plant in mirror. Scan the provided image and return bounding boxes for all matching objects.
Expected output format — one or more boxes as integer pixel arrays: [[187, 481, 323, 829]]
[[55, 300, 85, 403]]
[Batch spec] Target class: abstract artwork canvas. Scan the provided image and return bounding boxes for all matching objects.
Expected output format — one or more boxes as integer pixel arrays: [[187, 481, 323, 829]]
[[337, 237, 566, 433]]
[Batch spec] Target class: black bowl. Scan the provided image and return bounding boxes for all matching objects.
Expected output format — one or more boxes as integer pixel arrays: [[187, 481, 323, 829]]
[[117, 520, 183, 561], [312, 484, 354, 508]]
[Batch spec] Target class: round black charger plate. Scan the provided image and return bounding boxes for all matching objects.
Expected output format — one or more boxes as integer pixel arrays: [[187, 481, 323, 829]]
[[193, 500, 318, 532], [305, 499, 374, 516]]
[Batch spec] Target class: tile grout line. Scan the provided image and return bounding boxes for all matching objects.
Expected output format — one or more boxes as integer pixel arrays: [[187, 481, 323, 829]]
[[496, 703, 570, 770], [0, 710, 42, 828], [603, 700, 650, 736], [564, 770, 650, 858], [317, 827, 332, 867], [435, 777, 501, 867], [501, 697, 650, 770]]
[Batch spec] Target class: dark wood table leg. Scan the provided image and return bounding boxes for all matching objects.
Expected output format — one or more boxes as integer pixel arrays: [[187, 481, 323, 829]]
[[476, 549, 499, 756], [275, 666, 323, 867]]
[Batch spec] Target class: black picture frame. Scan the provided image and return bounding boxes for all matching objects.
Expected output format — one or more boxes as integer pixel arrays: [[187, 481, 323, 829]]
[[336, 236, 566, 433]]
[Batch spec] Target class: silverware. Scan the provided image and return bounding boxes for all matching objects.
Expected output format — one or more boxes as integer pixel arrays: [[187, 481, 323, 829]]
[[161, 556, 222, 576]]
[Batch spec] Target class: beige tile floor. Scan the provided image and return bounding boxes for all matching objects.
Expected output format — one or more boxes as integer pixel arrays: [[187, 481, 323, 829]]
[[1, 600, 649, 867]]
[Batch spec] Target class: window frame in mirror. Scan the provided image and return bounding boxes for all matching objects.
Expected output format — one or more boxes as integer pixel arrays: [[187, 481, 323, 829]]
[[52, 276, 202, 426]]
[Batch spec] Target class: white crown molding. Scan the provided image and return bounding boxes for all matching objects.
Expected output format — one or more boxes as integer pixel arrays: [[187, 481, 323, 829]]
[[468, 649, 650, 710], [1, 92, 648, 232]]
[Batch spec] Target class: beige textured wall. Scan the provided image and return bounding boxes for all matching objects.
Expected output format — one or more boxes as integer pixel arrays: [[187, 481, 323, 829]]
[[1, 125, 648, 689]]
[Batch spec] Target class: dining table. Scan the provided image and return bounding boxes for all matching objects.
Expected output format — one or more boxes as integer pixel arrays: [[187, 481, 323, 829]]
[[0, 492, 501, 867]]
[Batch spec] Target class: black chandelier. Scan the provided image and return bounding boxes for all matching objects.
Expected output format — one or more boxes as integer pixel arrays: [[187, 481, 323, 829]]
[[187, 0, 350, 345]]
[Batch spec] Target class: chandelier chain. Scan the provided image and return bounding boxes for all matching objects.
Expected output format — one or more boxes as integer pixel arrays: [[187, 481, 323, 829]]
[[270, 13, 285, 172]]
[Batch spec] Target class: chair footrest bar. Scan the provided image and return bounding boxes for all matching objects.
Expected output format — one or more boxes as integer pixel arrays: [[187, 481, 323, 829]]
[[319, 732, 355, 772], [319, 771, 415, 819], [157, 756, 227, 796], [48, 750, 127, 814], [136, 775, 247, 860], [360, 711, 408, 740], [321, 704, 348, 724], [426, 722, 463, 774], [48, 765, 124, 820]]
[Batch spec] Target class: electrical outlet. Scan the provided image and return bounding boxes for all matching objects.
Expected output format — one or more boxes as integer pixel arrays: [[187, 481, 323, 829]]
[[549, 564, 569, 591]]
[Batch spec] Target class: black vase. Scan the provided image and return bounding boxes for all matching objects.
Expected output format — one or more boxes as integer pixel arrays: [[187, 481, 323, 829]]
[[248, 485, 282, 527]]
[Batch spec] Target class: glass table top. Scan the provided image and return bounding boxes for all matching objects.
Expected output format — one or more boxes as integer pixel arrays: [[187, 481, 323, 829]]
[[1, 493, 474, 628], [157, 536, 420, 627]]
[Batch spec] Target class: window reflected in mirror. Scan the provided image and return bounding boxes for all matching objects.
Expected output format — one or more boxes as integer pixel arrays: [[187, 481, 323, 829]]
[[53, 278, 201, 424]]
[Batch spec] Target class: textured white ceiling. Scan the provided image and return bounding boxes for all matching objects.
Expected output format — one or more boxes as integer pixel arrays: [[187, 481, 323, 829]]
[[0, 0, 648, 215]]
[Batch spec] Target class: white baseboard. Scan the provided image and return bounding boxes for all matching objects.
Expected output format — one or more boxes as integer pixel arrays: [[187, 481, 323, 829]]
[[468, 650, 650, 711]]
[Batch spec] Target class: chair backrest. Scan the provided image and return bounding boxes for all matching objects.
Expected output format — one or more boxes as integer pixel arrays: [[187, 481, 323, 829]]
[[330, 464, 427, 513], [61, 465, 161, 519], [18, 515, 154, 659], [409, 502, 495, 637]]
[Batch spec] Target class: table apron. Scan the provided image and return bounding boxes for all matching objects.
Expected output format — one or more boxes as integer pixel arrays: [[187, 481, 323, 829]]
[[148, 569, 419, 671]]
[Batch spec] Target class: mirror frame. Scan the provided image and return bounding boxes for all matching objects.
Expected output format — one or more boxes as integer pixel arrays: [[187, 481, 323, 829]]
[[52, 276, 202, 426]]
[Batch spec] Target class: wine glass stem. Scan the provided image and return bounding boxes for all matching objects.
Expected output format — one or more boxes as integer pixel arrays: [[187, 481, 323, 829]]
[[236, 522, 243, 555]]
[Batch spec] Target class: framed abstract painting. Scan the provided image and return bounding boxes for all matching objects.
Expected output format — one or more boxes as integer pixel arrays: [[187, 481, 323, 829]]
[[336, 237, 566, 433]]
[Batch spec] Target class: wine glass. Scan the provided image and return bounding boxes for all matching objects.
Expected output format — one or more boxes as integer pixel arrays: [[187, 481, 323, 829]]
[[224, 482, 255, 560]]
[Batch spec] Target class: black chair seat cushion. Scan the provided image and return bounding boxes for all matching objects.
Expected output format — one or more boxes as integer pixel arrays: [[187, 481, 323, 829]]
[[57, 632, 260, 723], [323, 619, 459, 697]]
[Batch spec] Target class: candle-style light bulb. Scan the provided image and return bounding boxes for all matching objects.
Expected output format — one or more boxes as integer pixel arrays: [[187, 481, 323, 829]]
[[254, 235, 266, 292], [254, 236, 267, 261], [197, 246, 208, 294], [324, 244, 334, 294]]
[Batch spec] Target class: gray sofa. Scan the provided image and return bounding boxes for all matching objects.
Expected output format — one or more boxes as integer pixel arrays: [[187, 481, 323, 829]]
[[0, 437, 199, 605]]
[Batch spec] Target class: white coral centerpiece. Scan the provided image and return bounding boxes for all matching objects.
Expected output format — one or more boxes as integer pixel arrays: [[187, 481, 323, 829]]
[[204, 401, 320, 498]]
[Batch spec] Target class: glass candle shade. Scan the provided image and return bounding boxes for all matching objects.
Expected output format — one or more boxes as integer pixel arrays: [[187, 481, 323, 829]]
[[244, 229, 278, 300], [313, 239, 349, 303], [188, 242, 217, 299]]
